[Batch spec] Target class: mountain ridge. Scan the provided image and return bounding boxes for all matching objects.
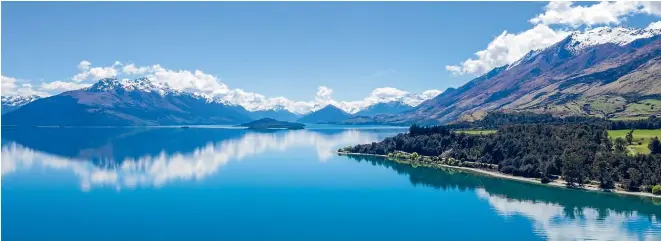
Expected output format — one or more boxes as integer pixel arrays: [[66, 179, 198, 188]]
[[387, 25, 661, 124]]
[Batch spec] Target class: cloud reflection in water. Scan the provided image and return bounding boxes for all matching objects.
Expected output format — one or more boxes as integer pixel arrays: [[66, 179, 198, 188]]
[[2, 128, 387, 190]]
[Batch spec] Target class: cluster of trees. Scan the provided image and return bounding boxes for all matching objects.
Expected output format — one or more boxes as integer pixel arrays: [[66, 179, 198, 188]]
[[343, 123, 661, 192], [447, 112, 659, 130], [446, 112, 605, 129], [609, 116, 661, 130]]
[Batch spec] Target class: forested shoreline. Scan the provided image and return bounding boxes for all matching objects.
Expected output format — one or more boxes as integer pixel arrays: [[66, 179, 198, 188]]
[[446, 112, 661, 130], [340, 113, 661, 195]]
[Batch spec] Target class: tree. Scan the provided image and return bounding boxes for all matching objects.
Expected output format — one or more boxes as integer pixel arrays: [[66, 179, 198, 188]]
[[623, 168, 642, 191], [593, 153, 614, 190], [625, 129, 634, 145], [562, 152, 586, 187], [614, 137, 628, 153], [649, 137, 661, 154], [653, 185, 661, 195]]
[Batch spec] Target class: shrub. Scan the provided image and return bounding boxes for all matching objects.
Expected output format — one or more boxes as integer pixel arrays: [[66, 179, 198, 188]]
[[652, 185, 661, 195], [501, 165, 516, 174], [540, 176, 551, 184]]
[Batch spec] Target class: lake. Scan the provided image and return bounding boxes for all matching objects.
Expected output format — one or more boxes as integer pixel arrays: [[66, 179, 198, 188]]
[[2, 126, 660, 241]]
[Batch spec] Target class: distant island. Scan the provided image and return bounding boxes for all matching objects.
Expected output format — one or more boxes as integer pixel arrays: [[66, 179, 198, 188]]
[[237, 118, 305, 130]]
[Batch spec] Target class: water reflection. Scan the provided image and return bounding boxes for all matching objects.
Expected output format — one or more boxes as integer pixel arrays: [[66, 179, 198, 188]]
[[347, 155, 661, 241], [2, 127, 398, 190]]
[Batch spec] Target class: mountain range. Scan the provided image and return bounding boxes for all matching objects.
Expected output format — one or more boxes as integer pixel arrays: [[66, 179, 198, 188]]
[[381, 26, 661, 124], [1, 95, 41, 115], [3, 26, 661, 126], [1, 79, 426, 125], [2, 78, 254, 126]]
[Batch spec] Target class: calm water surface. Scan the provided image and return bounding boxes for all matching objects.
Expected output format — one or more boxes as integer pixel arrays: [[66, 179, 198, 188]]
[[2, 126, 660, 241]]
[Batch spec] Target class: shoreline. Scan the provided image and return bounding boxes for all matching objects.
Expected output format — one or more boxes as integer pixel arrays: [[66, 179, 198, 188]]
[[338, 152, 661, 199]]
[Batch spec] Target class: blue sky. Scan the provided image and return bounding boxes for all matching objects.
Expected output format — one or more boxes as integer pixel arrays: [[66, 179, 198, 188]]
[[2, 2, 660, 108]]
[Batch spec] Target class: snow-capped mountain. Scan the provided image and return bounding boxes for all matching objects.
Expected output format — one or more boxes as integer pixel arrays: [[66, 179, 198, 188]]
[[508, 26, 661, 70], [566, 26, 661, 54], [2, 95, 41, 107], [1, 95, 42, 114], [388, 25, 661, 124], [3, 78, 253, 126]]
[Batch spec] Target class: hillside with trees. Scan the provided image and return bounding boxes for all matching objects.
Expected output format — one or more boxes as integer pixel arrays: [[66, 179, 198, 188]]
[[341, 123, 661, 194]]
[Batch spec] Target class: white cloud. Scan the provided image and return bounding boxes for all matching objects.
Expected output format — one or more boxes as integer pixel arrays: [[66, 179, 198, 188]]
[[1, 75, 50, 97], [215, 85, 440, 114], [444, 65, 461, 75], [646, 20, 661, 30], [530, 1, 642, 27], [448, 1, 661, 76], [122, 64, 150, 75], [477, 189, 661, 241], [118, 64, 230, 95], [4, 61, 442, 114], [78, 60, 91, 71], [40, 81, 91, 92], [132, 62, 441, 114], [641, 2, 661, 15], [447, 24, 570, 75], [148, 65, 230, 95], [72, 60, 119, 82]]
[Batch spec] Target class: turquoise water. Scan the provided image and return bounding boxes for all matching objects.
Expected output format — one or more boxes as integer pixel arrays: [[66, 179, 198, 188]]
[[2, 126, 660, 241]]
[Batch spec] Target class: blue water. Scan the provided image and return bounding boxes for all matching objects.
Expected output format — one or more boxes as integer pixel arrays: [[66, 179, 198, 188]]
[[2, 126, 660, 241]]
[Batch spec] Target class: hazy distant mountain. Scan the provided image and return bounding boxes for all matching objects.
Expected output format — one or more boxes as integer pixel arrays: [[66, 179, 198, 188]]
[[1, 95, 41, 115], [385, 26, 661, 124], [297, 105, 352, 123], [2, 78, 253, 126], [354, 101, 413, 116], [237, 118, 305, 130], [247, 106, 299, 122]]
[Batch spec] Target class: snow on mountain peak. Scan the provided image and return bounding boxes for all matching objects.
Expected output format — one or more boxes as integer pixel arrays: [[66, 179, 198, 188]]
[[1, 95, 41, 107], [88, 77, 178, 95], [84, 77, 441, 115], [566, 26, 661, 53]]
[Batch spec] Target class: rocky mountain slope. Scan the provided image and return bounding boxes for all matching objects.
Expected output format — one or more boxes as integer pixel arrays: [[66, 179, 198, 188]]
[[394, 26, 661, 124]]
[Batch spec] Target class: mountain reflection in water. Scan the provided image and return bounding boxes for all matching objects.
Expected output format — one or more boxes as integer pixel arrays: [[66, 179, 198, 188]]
[[347, 155, 661, 241], [2, 127, 660, 241], [1, 127, 398, 190]]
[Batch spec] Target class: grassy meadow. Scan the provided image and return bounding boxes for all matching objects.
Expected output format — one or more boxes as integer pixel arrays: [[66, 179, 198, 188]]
[[608, 129, 661, 154]]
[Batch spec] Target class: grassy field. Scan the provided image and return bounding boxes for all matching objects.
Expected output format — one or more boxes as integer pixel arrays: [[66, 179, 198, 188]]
[[608, 129, 661, 154], [456, 129, 497, 135]]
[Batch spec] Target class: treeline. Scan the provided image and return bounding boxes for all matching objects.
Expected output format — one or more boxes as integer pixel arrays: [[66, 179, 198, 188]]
[[446, 112, 660, 130], [342, 124, 661, 193], [609, 116, 661, 130]]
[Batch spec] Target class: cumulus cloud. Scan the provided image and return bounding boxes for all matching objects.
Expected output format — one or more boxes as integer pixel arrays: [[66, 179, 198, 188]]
[[4, 61, 442, 115], [119, 64, 230, 95], [122, 64, 150, 75], [119, 63, 442, 114], [530, 1, 641, 27], [646, 20, 661, 30], [1, 75, 50, 97], [72, 60, 119, 82], [447, 24, 570, 75], [40, 81, 91, 92], [446, 1, 661, 76]]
